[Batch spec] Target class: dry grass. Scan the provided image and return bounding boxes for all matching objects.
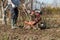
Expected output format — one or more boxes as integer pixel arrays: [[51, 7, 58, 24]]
[[0, 25, 60, 40]]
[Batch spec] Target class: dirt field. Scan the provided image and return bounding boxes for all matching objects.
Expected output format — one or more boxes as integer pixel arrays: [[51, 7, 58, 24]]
[[0, 14, 60, 40], [0, 24, 60, 40]]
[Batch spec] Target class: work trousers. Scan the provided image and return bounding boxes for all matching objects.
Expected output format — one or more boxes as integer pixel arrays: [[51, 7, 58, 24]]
[[11, 7, 18, 26]]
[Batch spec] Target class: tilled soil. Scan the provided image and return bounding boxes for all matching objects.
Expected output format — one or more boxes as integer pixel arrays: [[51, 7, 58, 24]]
[[0, 24, 60, 40]]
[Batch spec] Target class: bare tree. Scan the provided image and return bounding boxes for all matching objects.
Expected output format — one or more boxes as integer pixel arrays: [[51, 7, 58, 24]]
[[53, 0, 57, 7], [1, 0, 7, 24]]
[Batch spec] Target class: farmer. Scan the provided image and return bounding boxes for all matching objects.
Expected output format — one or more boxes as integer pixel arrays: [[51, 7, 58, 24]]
[[7, 0, 20, 29]]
